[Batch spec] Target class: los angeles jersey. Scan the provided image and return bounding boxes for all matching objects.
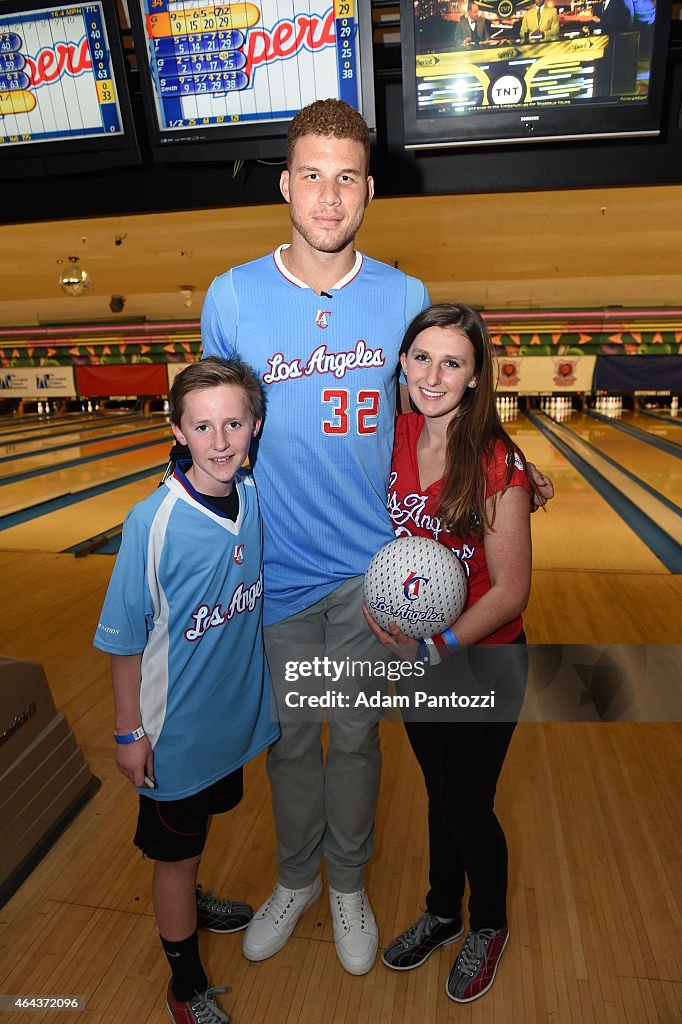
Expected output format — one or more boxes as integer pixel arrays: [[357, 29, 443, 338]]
[[93, 466, 279, 800], [388, 413, 532, 644], [202, 247, 430, 626]]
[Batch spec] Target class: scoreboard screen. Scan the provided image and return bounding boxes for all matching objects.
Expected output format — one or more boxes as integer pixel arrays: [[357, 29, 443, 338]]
[[131, 0, 375, 160], [401, 0, 670, 150], [0, 2, 124, 146], [0, 0, 138, 176]]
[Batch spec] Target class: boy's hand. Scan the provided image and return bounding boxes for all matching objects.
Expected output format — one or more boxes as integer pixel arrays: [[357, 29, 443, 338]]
[[116, 736, 154, 789], [526, 461, 555, 509]]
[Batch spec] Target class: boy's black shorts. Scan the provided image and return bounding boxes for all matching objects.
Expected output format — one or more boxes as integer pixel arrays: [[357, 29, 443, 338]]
[[134, 768, 243, 862]]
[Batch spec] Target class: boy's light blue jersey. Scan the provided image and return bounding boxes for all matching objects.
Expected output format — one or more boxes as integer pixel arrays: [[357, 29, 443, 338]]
[[93, 466, 279, 801], [202, 247, 430, 626]]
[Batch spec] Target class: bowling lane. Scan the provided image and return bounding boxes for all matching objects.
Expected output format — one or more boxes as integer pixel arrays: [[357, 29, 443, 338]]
[[506, 417, 668, 574], [0, 422, 172, 479], [0, 412, 149, 452], [0, 412, 98, 442], [0, 414, 43, 436], [561, 412, 682, 506], [0, 473, 161, 552], [623, 409, 682, 444], [0, 438, 170, 518]]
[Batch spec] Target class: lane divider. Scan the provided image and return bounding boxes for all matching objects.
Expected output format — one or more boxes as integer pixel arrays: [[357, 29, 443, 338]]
[[526, 411, 682, 574], [0, 434, 172, 487], [0, 421, 170, 466], [0, 411, 144, 442], [66, 525, 123, 557], [548, 415, 681, 516], [585, 409, 681, 457], [0, 465, 165, 532], [638, 409, 682, 429]]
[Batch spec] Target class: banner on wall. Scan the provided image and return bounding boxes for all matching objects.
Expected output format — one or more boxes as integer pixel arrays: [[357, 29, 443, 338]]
[[0, 366, 75, 397], [167, 363, 193, 389], [75, 363, 168, 397], [495, 355, 596, 392], [595, 355, 682, 391]]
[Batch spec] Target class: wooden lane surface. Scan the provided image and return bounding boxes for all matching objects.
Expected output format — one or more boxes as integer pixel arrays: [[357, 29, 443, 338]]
[[0, 425, 172, 481], [0, 414, 160, 459], [0, 475, 160, 552], [0, 414, 102, 443], [623, 409, 682, 444], [0, 550, 680, 1023], [0, 440, 170, 519], [506, 418, 668, 574], [563, 412, 682, 506]]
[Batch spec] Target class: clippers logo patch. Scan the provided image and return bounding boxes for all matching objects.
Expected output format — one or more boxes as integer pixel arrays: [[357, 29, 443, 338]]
[[233, 544, 245, 565], [316, 310, 331, 329], [403, 571, 429, 602]]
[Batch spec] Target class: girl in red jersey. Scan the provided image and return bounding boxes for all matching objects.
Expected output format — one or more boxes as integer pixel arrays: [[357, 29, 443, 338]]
[[364, 303, 532, 1004]]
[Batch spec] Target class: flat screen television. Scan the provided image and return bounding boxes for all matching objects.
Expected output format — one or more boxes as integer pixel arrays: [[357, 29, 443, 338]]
[[0, 0, 139, 177], [129, 0, 376, 161], [401, 0, 671, 148]]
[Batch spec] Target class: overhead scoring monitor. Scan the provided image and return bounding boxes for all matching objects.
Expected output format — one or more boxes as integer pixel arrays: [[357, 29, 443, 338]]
[[0, 0, 139, 177], [130, 0, 375, 160]]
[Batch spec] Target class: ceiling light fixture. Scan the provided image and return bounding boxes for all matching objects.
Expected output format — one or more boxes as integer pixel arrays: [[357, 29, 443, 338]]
[[59, 256, 91, 296]]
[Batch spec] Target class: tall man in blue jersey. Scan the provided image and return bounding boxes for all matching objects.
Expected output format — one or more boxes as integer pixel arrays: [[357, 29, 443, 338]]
[[201, 99, 551, 976]]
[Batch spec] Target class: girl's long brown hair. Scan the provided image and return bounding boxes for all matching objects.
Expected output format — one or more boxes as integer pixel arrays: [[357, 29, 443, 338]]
[[400, 303, 519, 541]]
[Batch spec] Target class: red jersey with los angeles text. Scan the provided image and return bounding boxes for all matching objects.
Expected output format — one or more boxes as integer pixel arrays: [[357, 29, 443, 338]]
[[388, 413, 532, 645]]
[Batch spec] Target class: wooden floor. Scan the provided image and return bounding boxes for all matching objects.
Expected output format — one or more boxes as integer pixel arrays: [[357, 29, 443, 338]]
[[0, 411, 680, 1024]]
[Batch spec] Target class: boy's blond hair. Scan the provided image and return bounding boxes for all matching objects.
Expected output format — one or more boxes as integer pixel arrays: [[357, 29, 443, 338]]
[[169, 357, 264, 426]]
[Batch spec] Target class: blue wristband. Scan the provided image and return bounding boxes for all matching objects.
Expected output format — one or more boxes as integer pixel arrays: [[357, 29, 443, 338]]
[[114, 725, 145, 745], [442, 627, 459, 647]]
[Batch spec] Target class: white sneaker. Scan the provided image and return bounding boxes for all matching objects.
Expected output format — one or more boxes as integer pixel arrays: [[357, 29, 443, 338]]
[[329, 887, 379, 975], [242, 876, 323, 961]]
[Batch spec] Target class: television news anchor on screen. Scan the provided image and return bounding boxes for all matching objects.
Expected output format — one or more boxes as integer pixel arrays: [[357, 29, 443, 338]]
[[454, 3, 491, 48], [519, 0, 560, 42]]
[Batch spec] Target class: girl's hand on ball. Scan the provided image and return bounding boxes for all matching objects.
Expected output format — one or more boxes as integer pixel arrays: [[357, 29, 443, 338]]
[[363, 605, 419, 660]]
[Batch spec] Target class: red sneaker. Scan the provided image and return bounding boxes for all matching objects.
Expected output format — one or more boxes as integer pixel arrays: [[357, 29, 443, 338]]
[[445, 925, 509, 1003], [165, 980, 230, 1023]]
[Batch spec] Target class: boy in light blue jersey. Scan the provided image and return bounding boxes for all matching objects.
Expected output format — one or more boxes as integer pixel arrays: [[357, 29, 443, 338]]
[[94, 358, 278, 1024]]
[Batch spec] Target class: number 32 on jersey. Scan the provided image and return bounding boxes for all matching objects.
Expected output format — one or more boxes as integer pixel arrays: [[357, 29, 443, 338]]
[[322, 389, 379, 435]]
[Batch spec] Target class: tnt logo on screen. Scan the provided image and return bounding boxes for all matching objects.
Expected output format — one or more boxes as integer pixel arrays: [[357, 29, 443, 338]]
[[490, 75, 525, 105]]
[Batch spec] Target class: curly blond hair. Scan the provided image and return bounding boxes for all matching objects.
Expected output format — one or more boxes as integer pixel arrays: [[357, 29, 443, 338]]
[[287, 99, 370, 169]]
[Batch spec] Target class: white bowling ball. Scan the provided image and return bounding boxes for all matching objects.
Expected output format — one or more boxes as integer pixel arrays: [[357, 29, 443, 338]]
[[364, 535, 468, 640]]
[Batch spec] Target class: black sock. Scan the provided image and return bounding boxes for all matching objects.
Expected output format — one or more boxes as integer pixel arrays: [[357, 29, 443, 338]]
[[160, 930, 208, 1001]]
